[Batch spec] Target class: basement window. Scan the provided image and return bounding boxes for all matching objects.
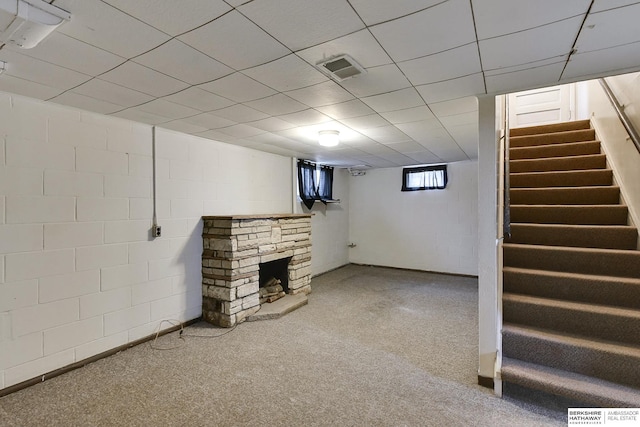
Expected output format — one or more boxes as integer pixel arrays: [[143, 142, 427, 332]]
[[401, 164, 448, 191], [297, 159, 334, 209]]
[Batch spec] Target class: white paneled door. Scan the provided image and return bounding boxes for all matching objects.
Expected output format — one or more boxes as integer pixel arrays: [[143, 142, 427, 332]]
[[509, 84, 575, 128]]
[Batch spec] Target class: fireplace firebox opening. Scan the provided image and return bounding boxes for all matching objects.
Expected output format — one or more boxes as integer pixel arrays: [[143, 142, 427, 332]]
[[259, 256, 292, 304]]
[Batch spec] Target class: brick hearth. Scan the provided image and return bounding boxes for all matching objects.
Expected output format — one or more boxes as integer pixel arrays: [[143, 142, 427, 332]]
[[201, 214, 312, 327]]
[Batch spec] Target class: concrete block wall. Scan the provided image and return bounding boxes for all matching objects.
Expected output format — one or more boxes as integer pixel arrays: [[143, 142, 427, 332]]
[[348, 160, 479, 276], [304, 169, 350, 276], [0, 92, 292, 391]]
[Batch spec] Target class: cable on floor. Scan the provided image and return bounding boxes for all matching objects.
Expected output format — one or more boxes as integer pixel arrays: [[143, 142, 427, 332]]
[[149, 319, 239, 351], [149, 319, 185, 351]]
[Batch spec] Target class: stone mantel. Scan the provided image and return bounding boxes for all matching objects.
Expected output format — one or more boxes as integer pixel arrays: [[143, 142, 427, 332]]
[[201, 214, 312, 327], [203, 214, 312, 220]]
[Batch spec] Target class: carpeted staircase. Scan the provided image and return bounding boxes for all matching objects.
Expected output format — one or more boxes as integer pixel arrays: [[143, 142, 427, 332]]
[[501, 119, 640, 407]]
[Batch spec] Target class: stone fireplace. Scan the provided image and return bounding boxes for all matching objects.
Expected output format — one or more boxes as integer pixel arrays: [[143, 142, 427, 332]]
[[201, 214, 312, 327]]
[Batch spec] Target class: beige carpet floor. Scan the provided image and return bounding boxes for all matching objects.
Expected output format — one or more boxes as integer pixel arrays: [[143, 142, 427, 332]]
[[0, 265, 565, 426]]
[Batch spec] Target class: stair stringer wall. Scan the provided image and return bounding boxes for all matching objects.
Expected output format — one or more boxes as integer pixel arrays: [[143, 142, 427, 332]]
[[579, 78, 640, 245]]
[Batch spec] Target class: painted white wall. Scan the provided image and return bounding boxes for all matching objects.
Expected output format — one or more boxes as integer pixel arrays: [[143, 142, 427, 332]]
[[347, 160, 478, 276], [293, 166, 350, 276], [0, 92, 293, 391], [578, 75, 640, 232]]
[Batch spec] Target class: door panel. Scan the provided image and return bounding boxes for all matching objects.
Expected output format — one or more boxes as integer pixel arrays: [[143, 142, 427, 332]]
[[509, 85, 574, 128]]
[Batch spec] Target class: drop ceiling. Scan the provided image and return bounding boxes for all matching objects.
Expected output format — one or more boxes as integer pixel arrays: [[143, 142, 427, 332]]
[[1, 0, 640, 168]]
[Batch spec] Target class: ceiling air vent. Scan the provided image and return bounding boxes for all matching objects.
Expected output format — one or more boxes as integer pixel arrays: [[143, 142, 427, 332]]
[[317, 55, 365, 82]]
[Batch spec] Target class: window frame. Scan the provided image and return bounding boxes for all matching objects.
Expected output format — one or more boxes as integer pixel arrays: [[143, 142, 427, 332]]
[[401, 164, 448, 192]]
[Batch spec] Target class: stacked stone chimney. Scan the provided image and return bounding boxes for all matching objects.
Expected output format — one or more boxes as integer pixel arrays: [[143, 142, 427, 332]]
[[201, 214, 312, 327]]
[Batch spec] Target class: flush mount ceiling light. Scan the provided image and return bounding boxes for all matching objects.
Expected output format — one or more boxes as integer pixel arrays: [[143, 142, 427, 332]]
[[316, 54, 366, 82], [318, 130, 340, 147], [0, 0, 70, 49]]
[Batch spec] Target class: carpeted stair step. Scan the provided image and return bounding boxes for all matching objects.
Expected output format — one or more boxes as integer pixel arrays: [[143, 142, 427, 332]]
[[501, 357, 640, 407], [502, 293, 640, 345], [510, 204, 629, 225], [510, 186, 619, 205], [502, 324, 640, 388], [503, 243, 640, 278], [507, 223, 638, 250], [510, 169, 613, 188], [510, 129, 596, 148], [510, 120, 591, 137], [510, 141, 601, 160], [503, 267, 640, 308], [510, 154, 606, 173]]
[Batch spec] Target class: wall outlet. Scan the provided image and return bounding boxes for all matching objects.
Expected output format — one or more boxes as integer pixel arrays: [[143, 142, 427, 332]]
[[152, 225, 162, 238]]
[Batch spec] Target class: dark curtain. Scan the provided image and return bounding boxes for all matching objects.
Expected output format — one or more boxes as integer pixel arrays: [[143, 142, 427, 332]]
[[317, 165, 333, 204], [297, 160, 318, 210]]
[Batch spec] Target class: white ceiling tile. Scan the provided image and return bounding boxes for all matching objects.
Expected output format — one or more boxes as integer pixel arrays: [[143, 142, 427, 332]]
[[72, 79, 154, 108], [216, 124, 266, 138], [396, 119, 445, 141], [349, 0, 444, 25], [102, 0, 231, 36], [133, 40, 232, 85], [178, 11, 289, 70], [358, 126, 412, 144], [199, 73, 277, 103], [483, 57, 567, 77], [0, 50, 90, 90], [296, 29, 392, 69], [399, 43, 481, 86], [9, 33, 125, 76], [562, 41, 640, 80], [111, 108, 169, 125], [195, 129, 237, 142], [0, 75, 63, 100], [340, 114, 389, 130], [249, 117, 296, 132], [479, 17, 582, 70], [52, 92, 123, 115], [100, 62, 189, 97], [285, 81, 354, 107], [211, 104, 269, 122], [55, 0, 170, 58], [591, 0, 640, 13], [486, 62, 564, 94], [380, 106, 436, 124], [163, 87, 235, 112], [160, 120, 209, 135], [182, 113, 236, 129], [277, 109, 333, 126], [438, 111, 478, 128], [339, 64, 411, 97], [378, 152, 415, 165], [243, 55, 328, 92], [245, 94, 308, 116], [136, 99, 201, 120], [316, 100, 375, 119], [407, 151, 442, 164], [238, 0, 365, 51], [473, 0, 591, 39], [361, 88, 424, 113], [416, 73, 486, 103], [370, 0, 476, 62], [448, 123, 479, 157], [575, 4, 640, 53], [429, 97, 478, 117], [360, 143, 400, 155], [384, 141, 425, 153]]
